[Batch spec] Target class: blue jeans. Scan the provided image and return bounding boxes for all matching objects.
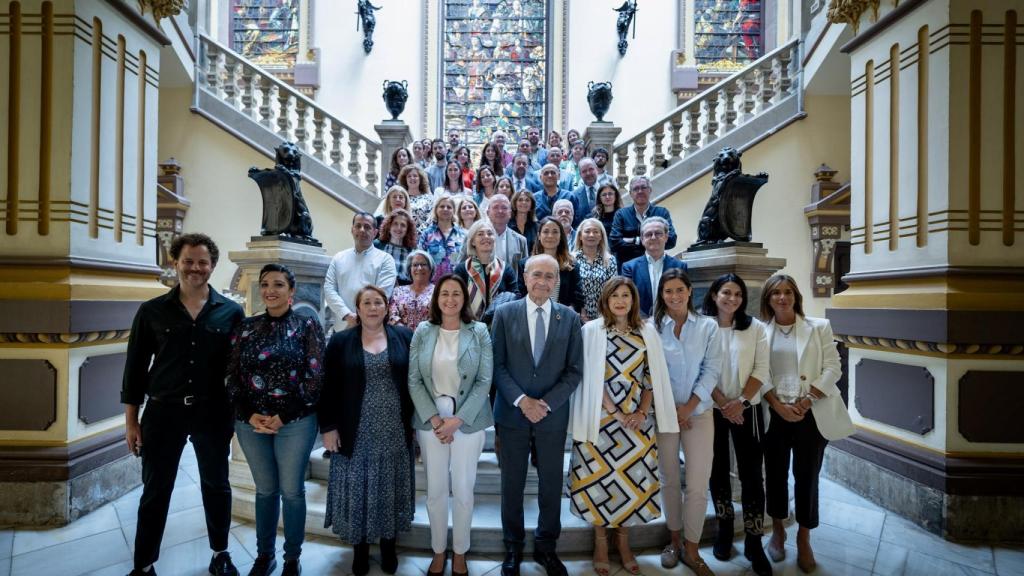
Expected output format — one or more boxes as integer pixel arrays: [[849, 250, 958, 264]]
[[235, 414, 318, 560]]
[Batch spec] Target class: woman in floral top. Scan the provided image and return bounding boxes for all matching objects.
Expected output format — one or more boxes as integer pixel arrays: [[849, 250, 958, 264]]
[[375, 208, 417, 286], [389, 250, 435, 329], [572, 218, 618, 323], [418, 193, 467, 283], [226, 263, 325, 576], [398, 164, 435, 232]]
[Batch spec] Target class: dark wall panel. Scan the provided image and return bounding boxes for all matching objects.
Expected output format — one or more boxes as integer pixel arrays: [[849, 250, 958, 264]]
[[959, 371, 1024, 443], [79, 353, 127, 424], [0, 359, 57, 430], [855, 359, 934, 435]]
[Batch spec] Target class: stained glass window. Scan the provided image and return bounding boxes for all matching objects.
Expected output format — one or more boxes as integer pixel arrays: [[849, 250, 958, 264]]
[[693, 0, 763, 70], [442, 0, 548, 150], [231, 0, 301, 68]]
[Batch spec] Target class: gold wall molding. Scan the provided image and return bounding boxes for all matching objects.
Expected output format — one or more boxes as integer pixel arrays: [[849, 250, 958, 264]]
[[136, 0, 185, 22], [1003, 10, 1017, 247], [6, 0, 21, 236], [968, 10, 982, 246], [827, 0, 883, 34], [888, 42, 899, 252], [38, 0, 53, 236], [864, 59, 874, 254], [916, 24, 928, 247]]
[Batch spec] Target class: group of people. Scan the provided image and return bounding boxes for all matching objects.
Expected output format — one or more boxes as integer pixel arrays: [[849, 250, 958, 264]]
[[122, 224, 853, 576]]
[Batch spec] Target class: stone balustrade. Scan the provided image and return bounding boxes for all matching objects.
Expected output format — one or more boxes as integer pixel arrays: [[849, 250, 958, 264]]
[[197, 34, 383, 197], [612, 38, 800, 190]]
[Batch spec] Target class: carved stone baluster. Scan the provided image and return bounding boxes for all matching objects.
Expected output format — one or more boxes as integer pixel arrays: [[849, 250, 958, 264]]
[[778, 46, 794, 97], [705, 90, 720, 142], [651, 124, 666, 175], [668, 111, 684, 163], [222, 59, 238, 108], [685, 104, 701, 153], [759, 60, 775, 110], [294, 99, 309, 151], [312, 110, 326, 162], [276, 88, 292, 140], [632, 136, 648, 178], [258, 77, 274, 129], [742, 71, 758, 120], [723, 81, 740, 133], [365, 145, 379, 196], [348, 131, 362, 183], [240, 65, 255, 117], [615, 146, 629, 190], [204, 43, 220, 94], [330, 121, 343, 171]]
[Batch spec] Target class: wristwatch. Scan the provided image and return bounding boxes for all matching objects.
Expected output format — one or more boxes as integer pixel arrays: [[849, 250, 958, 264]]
[[737, 396, 751, 408]]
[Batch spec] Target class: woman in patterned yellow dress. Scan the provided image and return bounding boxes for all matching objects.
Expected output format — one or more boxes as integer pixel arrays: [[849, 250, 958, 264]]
[[568, 277, 678, 576]]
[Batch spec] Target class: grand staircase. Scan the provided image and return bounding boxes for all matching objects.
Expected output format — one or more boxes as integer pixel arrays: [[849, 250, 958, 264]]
[[229, 428, 737, 553]]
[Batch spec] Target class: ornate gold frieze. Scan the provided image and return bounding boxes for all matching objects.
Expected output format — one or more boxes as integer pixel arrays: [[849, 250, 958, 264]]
[[137, 0, 186, 21], [836, 334, 1024, 357], [0, 331, 131, 344], [826, 0, 889, 34]]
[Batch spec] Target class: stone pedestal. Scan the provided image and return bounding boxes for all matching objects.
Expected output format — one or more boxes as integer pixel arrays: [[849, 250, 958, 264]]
[[228, 237, 332, 318], [374, 120, 413, 191], [584, 122, 621, 155], [678, 242, 787, 318]]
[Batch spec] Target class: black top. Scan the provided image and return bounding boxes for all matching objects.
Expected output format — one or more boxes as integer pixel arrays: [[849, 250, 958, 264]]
[[318, 324, 414, 458], [121, 286, 245, 406], [225, 308, 326, 424], [509, 220, 538, 254]]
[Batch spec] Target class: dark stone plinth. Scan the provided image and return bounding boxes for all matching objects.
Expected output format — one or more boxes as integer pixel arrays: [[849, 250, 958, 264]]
[[249, 234, 322, 247]]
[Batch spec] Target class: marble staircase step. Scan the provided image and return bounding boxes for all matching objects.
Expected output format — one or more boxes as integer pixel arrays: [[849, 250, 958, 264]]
[[231, 478, 737, 554]]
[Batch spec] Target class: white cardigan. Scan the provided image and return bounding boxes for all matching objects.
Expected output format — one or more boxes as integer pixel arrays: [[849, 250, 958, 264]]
[[717, 318, 771, 404], [764, 315, 854, 441], [569, 319, 679, 444]]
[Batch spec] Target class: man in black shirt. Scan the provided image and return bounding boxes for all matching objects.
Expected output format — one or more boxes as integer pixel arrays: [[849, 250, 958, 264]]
[[121, 233, 244, 576]]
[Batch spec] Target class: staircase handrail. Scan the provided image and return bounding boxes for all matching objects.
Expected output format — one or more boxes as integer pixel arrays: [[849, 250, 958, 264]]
[[611, 37, 801, 190]]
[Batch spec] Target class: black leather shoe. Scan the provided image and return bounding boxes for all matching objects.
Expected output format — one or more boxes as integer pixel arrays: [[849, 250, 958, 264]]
[[209, 552, 240, 576], [501, 547, 523, 576], [714, 518, 734, 561], [533, 550, 568, 576], [127, 569, 157, 576], [746, 534, 773, 576], [281, 558, 301, 576], [380, 537, 398, 574], [246, 554, 276, 576], [352, 542, 370, 576]]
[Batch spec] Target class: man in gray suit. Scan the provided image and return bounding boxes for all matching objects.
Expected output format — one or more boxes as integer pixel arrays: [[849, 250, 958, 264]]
[[492, 254, 583, 576]]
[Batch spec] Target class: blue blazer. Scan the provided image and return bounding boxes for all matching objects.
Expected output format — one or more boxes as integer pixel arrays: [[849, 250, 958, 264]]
[[609, 205, 678, 269], [533, 189, 573, 221], [407, 320, 494, 434], [491, 298, 583, 430], [510, 172, 542, 194], [569, 182, 599, 227], [621, 255, 688, 317]]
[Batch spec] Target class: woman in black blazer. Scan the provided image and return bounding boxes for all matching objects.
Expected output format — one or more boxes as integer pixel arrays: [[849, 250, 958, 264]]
[[517, 217, 580, 309], [320, 285, 414, 576]]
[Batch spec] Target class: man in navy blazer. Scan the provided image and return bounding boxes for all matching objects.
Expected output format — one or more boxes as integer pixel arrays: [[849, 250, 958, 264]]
[[492, 254, 583, 576], [569, 158, 600, 227], [509, 153, 542, 194], [610, 175, 678, 270], [621, 217, 687, 317]]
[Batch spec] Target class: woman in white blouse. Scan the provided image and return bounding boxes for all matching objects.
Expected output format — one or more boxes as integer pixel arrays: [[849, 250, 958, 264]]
[[759, 274, 854, 574], [651, 269, 721, 576], [407, 274, 493, 576], [701, 274, 772, 576]]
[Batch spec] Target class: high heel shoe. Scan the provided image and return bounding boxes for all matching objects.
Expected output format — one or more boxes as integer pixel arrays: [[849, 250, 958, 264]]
[[592, 534, 611, 576], [745, 534, 773, 576], [614, 529, 640, 575], [426, 551, 447, 576]]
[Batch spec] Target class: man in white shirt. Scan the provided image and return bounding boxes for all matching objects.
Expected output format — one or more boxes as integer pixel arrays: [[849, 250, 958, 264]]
[[323, 212, 397, 331]]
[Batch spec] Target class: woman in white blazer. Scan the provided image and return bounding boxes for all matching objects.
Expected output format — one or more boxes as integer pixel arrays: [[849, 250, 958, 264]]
[[568, 276, 678, 575], [759, 274, 854, 574], [701, 274, 772, 576]]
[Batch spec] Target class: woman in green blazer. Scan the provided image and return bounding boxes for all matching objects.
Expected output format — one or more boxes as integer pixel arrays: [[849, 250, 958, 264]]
[[407, 273, 494, 576]]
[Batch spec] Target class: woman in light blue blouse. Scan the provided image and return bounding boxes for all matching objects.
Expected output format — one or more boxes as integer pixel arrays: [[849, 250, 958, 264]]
[[650, 268, 722, 576], [417, 193, 467, 283]]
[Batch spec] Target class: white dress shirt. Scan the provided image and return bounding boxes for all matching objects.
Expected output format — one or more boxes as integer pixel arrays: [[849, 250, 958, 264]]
[[646, 253, 665, 295], [514, 297, 552, 407], [323, 245, 397, 325]]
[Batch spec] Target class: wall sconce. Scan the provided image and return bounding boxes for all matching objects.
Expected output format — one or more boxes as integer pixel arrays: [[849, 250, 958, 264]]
[[357, 0, 382, 54], [614, 0, 638, 56]]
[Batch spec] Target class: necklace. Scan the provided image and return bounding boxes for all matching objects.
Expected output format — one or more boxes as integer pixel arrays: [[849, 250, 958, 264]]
[[776, 323, 795, 338]]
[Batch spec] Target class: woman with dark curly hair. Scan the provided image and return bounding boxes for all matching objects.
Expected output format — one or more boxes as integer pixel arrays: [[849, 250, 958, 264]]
[[375, 208, 418, 285]]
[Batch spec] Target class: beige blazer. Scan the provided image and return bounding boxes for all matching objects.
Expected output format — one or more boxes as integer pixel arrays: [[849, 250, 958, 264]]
[[764, 315, 854, 441]]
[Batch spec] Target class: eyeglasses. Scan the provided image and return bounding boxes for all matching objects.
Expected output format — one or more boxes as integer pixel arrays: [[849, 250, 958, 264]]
[[631, 185, 651, 192], [642, 230, 666, 239]]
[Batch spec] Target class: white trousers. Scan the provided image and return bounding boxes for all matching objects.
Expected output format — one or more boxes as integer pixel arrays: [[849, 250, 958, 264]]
[[416, 396, 486, 554], [657, 410, 715, 543]]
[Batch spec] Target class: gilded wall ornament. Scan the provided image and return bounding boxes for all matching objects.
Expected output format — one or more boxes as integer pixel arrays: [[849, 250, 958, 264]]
[[137, 0, 186, 21]]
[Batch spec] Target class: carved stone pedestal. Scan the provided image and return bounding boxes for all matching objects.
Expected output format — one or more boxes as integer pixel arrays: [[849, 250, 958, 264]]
[[228, 237, 332, 318], [678, 242, 787, 318]]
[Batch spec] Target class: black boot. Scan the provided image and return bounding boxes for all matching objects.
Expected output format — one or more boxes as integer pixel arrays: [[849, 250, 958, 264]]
[[352, 542, 370, 576], [745, 534, 773, 576], [713, 514, 734, 561], [380, 537, 398, 574]]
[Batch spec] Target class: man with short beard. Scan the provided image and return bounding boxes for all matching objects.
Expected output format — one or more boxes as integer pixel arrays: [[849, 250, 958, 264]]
[[591, 147, 614, 187], [510, 153, 542, 194], [426, 139, 448, 190], [324, 213, 398, 331]]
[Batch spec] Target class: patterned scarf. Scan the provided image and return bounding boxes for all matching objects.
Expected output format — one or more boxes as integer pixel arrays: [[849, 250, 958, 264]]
[[467, 257, 505, 319]]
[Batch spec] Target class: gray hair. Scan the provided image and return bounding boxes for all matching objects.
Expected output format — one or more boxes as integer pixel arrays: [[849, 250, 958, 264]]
[[640, 215, 670, 235], [629, 175, 651, 192], [524, 253, 558, 275], [464, 220, 497, 260], [404, 249, 434, 277], [578, 157, 597, 170], [552, 198, 574, 213]]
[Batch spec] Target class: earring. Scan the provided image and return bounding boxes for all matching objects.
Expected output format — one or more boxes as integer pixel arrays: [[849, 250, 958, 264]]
[[288, 297, 294, 306]]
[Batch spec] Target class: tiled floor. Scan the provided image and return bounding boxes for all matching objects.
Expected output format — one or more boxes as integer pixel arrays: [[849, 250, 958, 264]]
[[1, 445, 1020, 576]]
